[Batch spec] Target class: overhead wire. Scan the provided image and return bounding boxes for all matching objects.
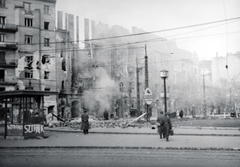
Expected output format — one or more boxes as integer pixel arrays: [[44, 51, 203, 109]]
[[16, 29, 240, 55], [14, 16, 240, 47], [84, 17, 240, 41], [222, 0, 240, 81]]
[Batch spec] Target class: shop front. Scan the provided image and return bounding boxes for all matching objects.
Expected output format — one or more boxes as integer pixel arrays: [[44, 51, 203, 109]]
[[0, 90, 57, 139]]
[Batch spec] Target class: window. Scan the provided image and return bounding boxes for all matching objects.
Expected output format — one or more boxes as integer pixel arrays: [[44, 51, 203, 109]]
[[0, 16, 6, 25], [25, 35, 33, 44], [44, 22, 49, 30], [25, 56, 33, 67], [0, 52, 5, 63], [25, 56, 33, 78], [0, 69, 4, 82], [44, 38, 49, 46], [44, 71, 49, 79], [61, 81, 64, 89], [44, 5, 50, 14], [25, 70, 33, 78], [25, 18, 32, 27], [0, 0, 6, 8], [44, 88, 50, 91], [42, 55, 50, 64], [0, 34, 5, 42], [23, 2, 31, 11]]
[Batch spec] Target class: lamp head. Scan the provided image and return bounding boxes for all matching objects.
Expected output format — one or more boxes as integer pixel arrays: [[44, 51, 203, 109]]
[[160, 70, 169, 78]]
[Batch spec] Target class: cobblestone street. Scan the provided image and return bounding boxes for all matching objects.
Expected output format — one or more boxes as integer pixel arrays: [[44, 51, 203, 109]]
[[0, 147, 240, 167], [1, 127, 240, 167]]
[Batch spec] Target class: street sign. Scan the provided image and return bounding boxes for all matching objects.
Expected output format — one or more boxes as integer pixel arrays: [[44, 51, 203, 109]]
[[144, 88, 153, 105]]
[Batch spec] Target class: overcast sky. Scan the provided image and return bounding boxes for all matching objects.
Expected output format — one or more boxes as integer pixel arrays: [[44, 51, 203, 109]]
[[56, 0, 240, 60]]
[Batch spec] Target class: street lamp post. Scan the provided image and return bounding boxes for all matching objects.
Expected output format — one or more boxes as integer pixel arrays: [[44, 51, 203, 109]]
[[160, 70, 169, 113]]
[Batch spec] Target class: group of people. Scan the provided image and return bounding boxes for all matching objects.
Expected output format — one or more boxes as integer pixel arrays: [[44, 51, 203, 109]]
[[80, 110, 173, 142], [156, 111, 172, 142]]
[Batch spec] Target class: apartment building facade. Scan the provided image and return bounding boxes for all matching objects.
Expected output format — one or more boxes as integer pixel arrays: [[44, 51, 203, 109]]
[[0, 0, 57, 120]]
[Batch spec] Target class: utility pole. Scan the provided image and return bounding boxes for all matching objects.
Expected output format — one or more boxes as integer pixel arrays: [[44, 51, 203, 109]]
[[136, 57, 140, 116], [203, 74, 206, 117], [145, 44, 149, 121], [164, 77, 167, 113]]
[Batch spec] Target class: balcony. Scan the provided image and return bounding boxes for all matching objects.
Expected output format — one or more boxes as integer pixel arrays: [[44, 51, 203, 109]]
[[0, 76, 17, 86], [0, 60, 17, 68], [0, 42, 18, 50], [0, 24, 18, 33]]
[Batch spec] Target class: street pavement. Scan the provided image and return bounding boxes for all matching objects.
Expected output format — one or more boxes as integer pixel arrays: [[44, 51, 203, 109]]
[[0, 125, 240, 150], [1, 147, 239, 167]]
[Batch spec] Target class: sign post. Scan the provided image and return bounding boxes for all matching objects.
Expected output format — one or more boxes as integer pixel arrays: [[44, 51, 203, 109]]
[[144, 88, 153, 121], [144, 88, 153, 105]]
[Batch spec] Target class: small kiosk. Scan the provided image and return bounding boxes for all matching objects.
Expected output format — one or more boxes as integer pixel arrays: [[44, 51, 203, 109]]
[[0, 90, 57, 139]]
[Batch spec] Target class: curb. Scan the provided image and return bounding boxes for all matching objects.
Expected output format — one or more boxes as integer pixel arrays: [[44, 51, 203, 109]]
[[0, 146, 239, 151], [174, 126, 240, 131], [45, 129, 240, 137]]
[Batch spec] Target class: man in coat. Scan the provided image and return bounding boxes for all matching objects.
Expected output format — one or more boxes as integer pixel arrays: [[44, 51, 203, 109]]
[[162, 113, 172, 142], [81, 110, 89, 135], [156, 111, 165, 139], [179, 109, 183, 118]]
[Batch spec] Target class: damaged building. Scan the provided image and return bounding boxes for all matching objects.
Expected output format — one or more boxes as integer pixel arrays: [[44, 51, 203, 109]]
[[0, 0, 58, 121]]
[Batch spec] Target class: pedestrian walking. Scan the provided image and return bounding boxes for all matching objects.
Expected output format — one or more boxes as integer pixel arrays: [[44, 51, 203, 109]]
[[179, 109, 183, 118], [162, 113, 172, 142], [103, 110, 109, 120], [156, 111, 165, 139], [81, 110, 89, 135]]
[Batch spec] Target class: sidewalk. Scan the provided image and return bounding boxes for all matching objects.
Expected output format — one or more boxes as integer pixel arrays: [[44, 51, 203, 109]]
[[44, 125, 240, 136], [0, 126, 240, 151]]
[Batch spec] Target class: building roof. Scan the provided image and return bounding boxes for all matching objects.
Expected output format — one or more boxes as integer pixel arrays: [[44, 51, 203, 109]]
[[31, 0, 56, 3]]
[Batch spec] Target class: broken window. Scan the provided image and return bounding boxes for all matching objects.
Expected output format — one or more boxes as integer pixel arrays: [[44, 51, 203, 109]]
[[44, 38, 49, 46], [44, 71, 49, 79], [25, 35, 33, 44], [42, 55, 50, 64], [24, 69, 33, 78], [25, 18, 33, 27], [44, 22, 49, 30], [25, 56, 33, 67]]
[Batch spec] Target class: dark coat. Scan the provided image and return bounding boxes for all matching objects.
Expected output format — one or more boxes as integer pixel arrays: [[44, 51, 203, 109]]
[[179, 110, 183, 118], [157, 115, 165, 134], [81, 113, 89, 130], [162, 115, 172, 137], [103, 111, 109, 120]]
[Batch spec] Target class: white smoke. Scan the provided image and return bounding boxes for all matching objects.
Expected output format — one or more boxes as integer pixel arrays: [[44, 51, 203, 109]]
[[83, 67, 117, 117]]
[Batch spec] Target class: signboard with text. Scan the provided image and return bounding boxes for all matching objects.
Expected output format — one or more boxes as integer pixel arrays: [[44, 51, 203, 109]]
[[24, 124, 44, 137], [7, 124, 23, 136]]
